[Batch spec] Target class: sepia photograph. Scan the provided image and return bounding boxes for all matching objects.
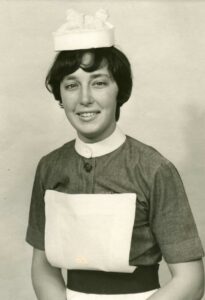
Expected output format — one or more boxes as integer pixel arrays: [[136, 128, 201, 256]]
[[1, 0, 205, 299]]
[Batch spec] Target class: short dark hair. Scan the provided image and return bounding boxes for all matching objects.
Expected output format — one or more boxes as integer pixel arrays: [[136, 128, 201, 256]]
[[45, 46, 132, 121]]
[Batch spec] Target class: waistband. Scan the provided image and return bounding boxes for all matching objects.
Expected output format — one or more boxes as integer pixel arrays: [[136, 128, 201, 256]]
[[67, 265, 160, 294]]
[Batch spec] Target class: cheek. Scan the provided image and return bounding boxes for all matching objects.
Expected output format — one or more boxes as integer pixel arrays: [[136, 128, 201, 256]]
[[63, 102, 76, 115], [61, 92, 76, 112], [104, 90, 118, 111], [109, 85, 118, 103], [60, 95, 74, 115]]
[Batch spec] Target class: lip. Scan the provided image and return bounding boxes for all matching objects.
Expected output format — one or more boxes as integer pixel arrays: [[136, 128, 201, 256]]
[[76, 111, 100, 122], [76, 110, 100, 115]]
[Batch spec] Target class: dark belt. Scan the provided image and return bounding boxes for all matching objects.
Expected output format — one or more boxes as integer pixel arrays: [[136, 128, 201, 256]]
[[67, 265, 160, 294]]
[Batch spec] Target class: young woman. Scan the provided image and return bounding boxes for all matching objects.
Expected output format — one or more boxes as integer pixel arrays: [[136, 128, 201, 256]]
[[26, 10, 204, 300]]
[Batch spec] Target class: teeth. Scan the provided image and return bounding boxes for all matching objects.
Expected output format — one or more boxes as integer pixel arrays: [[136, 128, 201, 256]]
[[80, 112, 96, 117]]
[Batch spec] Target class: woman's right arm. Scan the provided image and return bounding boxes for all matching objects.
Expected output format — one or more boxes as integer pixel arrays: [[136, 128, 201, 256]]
[[31, 248, 67, 300]]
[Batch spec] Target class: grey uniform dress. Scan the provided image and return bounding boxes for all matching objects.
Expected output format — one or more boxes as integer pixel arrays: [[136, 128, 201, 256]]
[[26, 127, 204, 298]]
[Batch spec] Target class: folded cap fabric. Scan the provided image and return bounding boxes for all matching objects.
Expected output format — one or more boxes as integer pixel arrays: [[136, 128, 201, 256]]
[[53, 9, 115, 51]]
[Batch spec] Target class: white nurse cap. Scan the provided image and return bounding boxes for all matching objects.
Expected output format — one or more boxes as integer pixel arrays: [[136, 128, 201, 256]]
[[53, 9, 115, 51]]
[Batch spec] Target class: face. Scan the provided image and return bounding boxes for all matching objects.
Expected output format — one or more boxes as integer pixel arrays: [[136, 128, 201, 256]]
[[60, 64, 118, 143]]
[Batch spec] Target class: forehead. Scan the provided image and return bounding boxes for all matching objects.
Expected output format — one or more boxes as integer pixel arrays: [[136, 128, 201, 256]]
[[63, 65, 111, 81]]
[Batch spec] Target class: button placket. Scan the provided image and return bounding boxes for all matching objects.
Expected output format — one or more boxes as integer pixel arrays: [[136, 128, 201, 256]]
[[81, 157, 95, 193]]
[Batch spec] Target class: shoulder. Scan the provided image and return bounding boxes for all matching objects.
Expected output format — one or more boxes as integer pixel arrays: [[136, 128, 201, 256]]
[[124, 135, 178, 182], [37, 139, 76, 172], [125, 135, 170, 167]]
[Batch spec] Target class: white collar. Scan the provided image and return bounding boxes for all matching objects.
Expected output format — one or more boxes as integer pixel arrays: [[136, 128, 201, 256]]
[[75, 126, 126, 158]]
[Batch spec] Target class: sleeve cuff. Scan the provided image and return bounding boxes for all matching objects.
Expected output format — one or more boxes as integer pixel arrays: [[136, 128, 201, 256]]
[[160, 236, 204, 263]]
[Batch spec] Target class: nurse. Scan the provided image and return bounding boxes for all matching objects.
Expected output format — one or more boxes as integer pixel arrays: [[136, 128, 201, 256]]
[[26, 9, 204, 300]]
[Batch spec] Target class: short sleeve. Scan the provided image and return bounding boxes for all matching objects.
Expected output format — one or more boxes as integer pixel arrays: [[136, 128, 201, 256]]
[[26, 158, 45, 250], [150, 161, 204, 263]]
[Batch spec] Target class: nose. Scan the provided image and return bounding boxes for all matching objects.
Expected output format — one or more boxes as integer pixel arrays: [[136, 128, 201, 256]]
[[80, 85, 93, 105]]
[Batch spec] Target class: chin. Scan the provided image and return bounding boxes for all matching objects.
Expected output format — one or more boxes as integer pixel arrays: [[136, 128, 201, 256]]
[[73, 120, 116, 142], [77, 123, 101, 135], [79, 130, 101, 141]]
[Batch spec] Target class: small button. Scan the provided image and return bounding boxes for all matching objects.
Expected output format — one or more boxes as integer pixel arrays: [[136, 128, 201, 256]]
[[84, 162, 93, 172]]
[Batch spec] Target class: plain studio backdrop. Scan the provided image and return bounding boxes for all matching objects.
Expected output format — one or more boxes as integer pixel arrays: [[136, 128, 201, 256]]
[[0, 0, 205, 299]]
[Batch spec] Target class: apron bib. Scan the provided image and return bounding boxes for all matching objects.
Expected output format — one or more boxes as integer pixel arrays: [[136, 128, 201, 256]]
[[44, 190, 136, 273]]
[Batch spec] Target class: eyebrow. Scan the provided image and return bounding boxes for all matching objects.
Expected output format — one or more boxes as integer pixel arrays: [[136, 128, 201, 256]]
[[63, 73, 111, 81]]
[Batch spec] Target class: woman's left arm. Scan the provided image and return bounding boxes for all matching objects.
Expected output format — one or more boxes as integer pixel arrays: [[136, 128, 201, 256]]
[[148, 259, 204, 300]]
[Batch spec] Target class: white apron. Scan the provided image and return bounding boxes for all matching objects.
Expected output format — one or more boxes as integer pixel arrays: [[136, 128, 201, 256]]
[[44, 190, 137, 273], [45, 191, 158, 298], [66, 288, 158, 299]]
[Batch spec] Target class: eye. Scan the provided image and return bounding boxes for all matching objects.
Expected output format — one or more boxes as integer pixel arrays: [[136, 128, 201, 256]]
[[64, 82, 79, 90], [92, 80, 108, 88]]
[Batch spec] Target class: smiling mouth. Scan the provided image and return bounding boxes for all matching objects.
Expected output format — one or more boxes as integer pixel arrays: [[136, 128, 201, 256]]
[[77, 112, 100, 121]]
